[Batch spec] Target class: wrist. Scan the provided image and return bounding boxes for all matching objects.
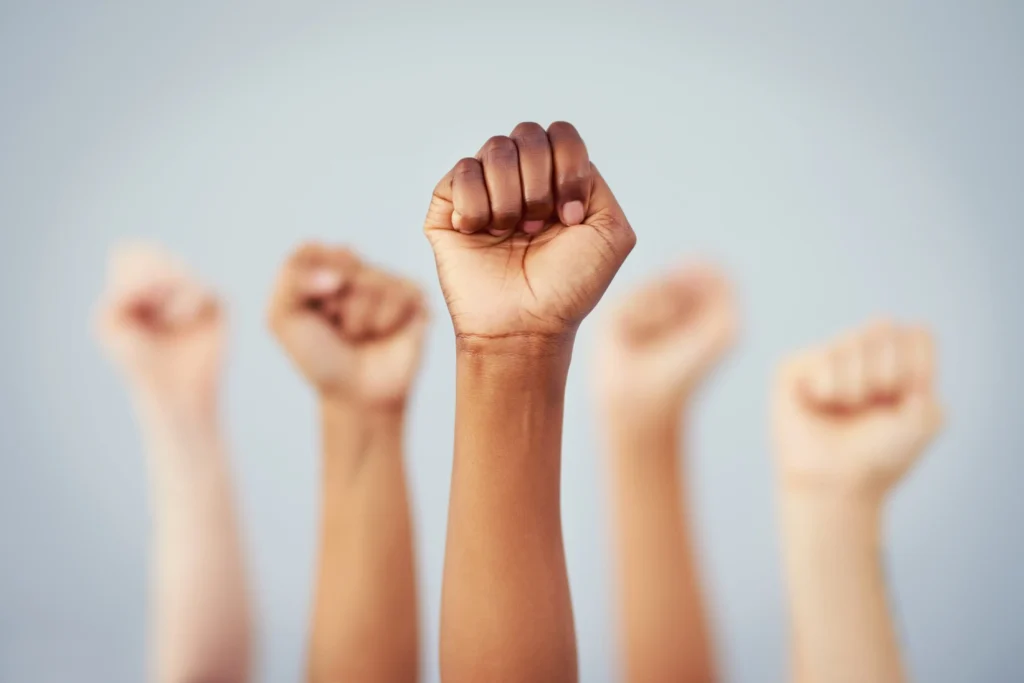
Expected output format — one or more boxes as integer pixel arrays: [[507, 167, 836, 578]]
[[134, 390, 220, 440], [781, 488, 884, 539], [319, 394, 405, 481], [320, 394, 406, 431], [455, 330, 575, 360], [456, 339, 572, 398], [602, 393, 686, 431], [778, 464, 895, 505], [135, 400, 229, 488]]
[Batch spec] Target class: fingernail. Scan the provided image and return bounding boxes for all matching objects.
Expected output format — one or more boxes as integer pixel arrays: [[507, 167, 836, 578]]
[[523, 220, 545, 234], [309, 269, 341, 293], [562, 201, 585, 226], [452, 211, 466, 232], [489, 227, 512, 237]]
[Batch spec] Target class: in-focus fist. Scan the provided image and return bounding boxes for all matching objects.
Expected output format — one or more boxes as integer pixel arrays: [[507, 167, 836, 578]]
[[773, 321, 944, 495], [95, 243, 223, 409], [424, 122, 635, 347], [268, 244, 428, 408], [598, 264, 737, 418]]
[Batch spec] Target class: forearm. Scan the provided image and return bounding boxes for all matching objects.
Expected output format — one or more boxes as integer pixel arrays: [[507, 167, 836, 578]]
[[440, 343, 577, 683], [307, 399, 418, 683], [608, 412, 716, 683], [140, 406, 251, 683], [781, 492, 904, 683]]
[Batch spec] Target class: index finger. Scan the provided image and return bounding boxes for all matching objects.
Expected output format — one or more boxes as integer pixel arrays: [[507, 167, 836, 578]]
[[547, 121, 592, 226]]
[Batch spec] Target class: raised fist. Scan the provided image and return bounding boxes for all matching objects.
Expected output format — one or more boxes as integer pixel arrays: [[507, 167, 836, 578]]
[[773, 321, 944, 494], [598, 263, 737, 417], [95, 243, 223, 410], [424, 121, 636, 345], [268, 244, 428, 408]]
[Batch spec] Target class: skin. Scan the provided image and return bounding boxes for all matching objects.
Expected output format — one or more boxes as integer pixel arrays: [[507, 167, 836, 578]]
[[597, 264, 736, 683], [268, 244, 426, 683], [773, 321, 944, 683], [424, 121, 636, 683], [95, 244, 252, 683]]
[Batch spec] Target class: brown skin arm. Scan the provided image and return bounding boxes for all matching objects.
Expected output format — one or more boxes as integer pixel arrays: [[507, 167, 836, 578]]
[[608, 413, 717, 683], [266, 244, 426, 683], [439, 342, 578, 683], [425, 121, 635, 683], [306, 400, 418, 683]]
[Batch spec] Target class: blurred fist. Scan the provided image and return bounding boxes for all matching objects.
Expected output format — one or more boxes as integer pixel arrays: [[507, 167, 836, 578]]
[[95, 243, 223, 409], [773, 321, 944, 495], [424, 122, 636, 345], [598, 264, 737, 417], [267, 244, 428, 408]]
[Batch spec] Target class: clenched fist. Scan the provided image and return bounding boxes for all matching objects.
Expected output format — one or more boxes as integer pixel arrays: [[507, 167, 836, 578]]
[[598, 264, 737, 418], [424, 122, 636, 345], [268, 244, 428, 408], [95, 244, 223, 412], [773, 321, 944, 495]]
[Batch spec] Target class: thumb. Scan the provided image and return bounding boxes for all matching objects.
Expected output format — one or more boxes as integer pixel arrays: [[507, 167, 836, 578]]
[[269, 262, 346, 328]]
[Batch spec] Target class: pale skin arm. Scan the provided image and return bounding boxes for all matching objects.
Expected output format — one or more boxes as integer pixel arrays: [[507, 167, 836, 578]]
[[782, 492, 899, 683], [96, 244, 251, 683], [440, 343, 578, 683], [306, 400, 418, 683], [773, 322, 942, 683], [140, 403, 252, 683]]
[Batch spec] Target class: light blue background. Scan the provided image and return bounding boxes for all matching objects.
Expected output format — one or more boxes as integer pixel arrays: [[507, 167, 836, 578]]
[[1, 1, 1022, 681]]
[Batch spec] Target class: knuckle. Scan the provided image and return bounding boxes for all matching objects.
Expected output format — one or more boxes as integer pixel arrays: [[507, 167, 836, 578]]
[[511, 121, 546, 141], [454, 157, 482, 177], [867, 317, 895, 334], [336, 248, 359, 269], [293, 241, 325, 262], [482, 136, 518, 164], [779, 353, 810, 382], [547, 120, 580, 137]]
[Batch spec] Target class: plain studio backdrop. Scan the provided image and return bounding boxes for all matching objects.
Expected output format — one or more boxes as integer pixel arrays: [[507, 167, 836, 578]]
[[1, 1, 1022, 681]]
